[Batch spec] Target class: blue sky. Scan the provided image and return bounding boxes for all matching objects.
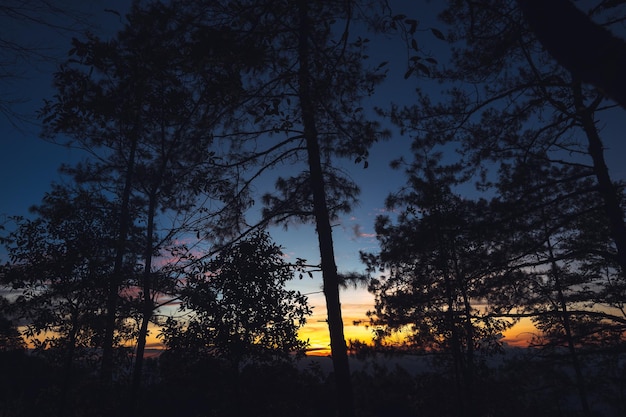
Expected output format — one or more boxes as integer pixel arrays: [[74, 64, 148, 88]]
[[1, 0, 129, 218]]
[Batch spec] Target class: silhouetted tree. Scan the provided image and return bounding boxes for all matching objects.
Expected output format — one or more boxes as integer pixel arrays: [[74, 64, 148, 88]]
[[160, 231, 310, 372], [39, 1, 252, 392], [490, 155, 626, 416], [199, 2, 400, 413], [0, 184, 139, 415], [431, 0, 626, 342], [377, 4, 626, 414], [363, 152, 512, 417], [425, 0, 626, 277]]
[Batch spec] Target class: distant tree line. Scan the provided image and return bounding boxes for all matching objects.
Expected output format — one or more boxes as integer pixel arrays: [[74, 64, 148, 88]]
[[1, 1, 626, 417]]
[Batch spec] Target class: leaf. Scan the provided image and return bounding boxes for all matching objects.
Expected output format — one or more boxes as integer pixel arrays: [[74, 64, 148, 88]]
[[405, 19, 418, 35], [426, 57, 438, 64], [404, 67, 414, 79], [364, 160, 369, 169], [417, 63, 430, 76], [431, 28, 445, 40], [411, 39, 418, 51]]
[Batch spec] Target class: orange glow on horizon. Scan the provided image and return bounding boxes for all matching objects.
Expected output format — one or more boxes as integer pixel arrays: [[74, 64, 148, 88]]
[[19, 319, 536, 359], [501, 317, 538, 347], [18, 290, 538, 358], [299, 288, 537, 355], [300, 303, 539, 356], [300, 319, 538, 356]]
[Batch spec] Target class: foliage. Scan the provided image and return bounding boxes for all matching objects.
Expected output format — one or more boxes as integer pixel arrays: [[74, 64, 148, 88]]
[[40, 1, 250, 238], [362, 151, 516, 415], [365, 170, 511, 353], [430, 0, 626, 273], [370, 2, 626, 415], [422, 0, 626, 359], [493, 156, 626, 348], [0, 297, 25, 351], [0, 184, 138, 353], [197, 3, 401, 415], [160, 231, 311, 366], [37, 0, 258, 388]]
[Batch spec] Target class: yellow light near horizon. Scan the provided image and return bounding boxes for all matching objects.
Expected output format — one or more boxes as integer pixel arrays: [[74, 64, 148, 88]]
[[300, 304, 539, 356], [501, 317, 538, 347], [299, 314, 374, 356], [300, 289, 376, 356]]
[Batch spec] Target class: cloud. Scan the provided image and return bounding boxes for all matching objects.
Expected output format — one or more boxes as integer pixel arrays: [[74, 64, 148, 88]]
[[371, 206, 399, 216], [351, 224, 376, 239]]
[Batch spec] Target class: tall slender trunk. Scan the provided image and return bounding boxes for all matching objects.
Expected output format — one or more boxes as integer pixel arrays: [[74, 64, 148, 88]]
[[443, 270, 464, 413], [460, 284, 476, 417], [435, 204, 467, 415], [297, 1, 354, 416], [517, 0, 626, 110], [545, 233, 592, 416], [100, 134, 138, 383], [573, 82, 626, 276], [129, 191, 157, 415], [58, 312, 78, 417], [450, 243, 476, 416]]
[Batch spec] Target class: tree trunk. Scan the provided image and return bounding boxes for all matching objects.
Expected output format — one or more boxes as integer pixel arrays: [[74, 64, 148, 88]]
[[443, 271, 465, 414], [129, 191, 157, 415], [573, 82, 626, 276], [517, 0, 626, 109], [58, 314, 78, 417], [297, 1, 354, 416], [460, 284, 476, 417], [100, 134, 138, 383], [545, 234, 591, 417]]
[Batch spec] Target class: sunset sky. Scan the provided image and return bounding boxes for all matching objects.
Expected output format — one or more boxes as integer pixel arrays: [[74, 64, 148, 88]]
[[3, 0, 626, 357]]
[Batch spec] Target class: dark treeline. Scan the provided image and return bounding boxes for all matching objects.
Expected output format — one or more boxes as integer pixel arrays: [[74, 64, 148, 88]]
[[1, 1, 626, 416]]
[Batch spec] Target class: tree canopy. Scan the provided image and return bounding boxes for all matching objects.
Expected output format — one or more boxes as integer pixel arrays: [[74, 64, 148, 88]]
[[160, 231, 311, 367]]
